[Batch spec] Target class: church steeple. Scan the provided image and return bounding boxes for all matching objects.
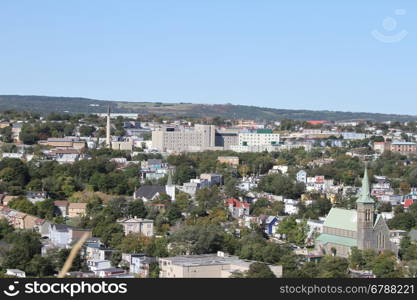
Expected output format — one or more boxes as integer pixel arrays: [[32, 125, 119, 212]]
[[165, 169, 176, 201], [167, 169, 173, 186], [356, 166, 375, 250], [356, 167, 374, 204]]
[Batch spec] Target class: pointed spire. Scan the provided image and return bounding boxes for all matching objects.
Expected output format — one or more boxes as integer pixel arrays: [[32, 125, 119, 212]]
[[167, 169, 173, 186], [356, 166, 375, 204]]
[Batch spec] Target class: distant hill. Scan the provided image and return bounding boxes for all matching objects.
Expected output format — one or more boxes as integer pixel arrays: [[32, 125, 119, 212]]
[[0, 95, 416, 122]]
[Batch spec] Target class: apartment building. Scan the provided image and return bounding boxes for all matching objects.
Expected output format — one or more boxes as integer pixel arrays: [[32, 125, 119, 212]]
[[237, 130, 280, 146], [116, 217, 154, 237], [152, 124, 219, 152], [229, 129, 280, 153], [39, 137, 86, 149], [390, 142, 417, 155]]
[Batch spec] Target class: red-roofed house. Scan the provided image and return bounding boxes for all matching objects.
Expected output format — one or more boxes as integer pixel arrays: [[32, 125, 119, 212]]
[[404, 198, 416, 209], [306, 120, 327, 125], [225, 198, 250, 218]]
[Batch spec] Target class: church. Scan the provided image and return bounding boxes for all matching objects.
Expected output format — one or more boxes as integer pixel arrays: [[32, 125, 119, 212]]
[[315, 168, 397, 258]]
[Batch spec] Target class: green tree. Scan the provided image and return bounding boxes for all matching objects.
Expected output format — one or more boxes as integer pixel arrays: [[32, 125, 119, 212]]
[[246, 262, 276, 278]]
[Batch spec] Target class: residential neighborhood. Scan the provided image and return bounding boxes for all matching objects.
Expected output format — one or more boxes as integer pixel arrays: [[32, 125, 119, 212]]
[[1, 109, 417, 279]]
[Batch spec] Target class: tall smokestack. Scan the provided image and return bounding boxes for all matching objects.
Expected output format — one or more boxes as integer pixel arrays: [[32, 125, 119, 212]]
[[106, 105, 111, 149]]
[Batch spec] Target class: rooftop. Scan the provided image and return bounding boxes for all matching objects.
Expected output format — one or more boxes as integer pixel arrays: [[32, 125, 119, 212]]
[[161, 254, 257, 268], [316, 233, 357, 247], [323, 207, 357, 232]]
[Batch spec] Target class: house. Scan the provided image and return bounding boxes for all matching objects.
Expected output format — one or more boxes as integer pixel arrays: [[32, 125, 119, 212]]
[[84, 243, 116, 260], [403, 190, 417, 209], [296, 170, 307, 184], [25, 191, 47, 204], [87, 259, 112, 271], [315, 168, 397, 258], [6, 269, 26, 278], [49, 224, 92, 248], [390, 230, 407, 246], [199, 173, 223, 185], [1, 153, 24, 159], [11, 123, 23, 142], [269, 165, 288, 175], [5, 210, 41, 230], [159, 252, 283, 278], [1, 195, 18, 206], [284, 199, 299, 215], [263, 216, 279, 236], [95, 268, 126, 278], [0, 121, 10, 129], [180, 179, 209, 196], [141, 159, 165, 170], [225, 198, 250, 218], [68, 202, 87, 218], [35, 219, 51, 238], [116, 217, 154, 237], [130, 255, 156, 278], [65, 271, 96, 278], [54, 200, 69, 217]]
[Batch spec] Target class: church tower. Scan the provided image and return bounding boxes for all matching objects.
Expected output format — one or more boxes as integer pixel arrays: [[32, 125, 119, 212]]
[[356, 167, 375, 250], [165, 169, 176, 201]]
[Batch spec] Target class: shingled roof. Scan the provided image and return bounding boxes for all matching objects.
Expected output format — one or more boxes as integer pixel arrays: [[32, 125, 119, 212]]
[[134, 186, 165, 200]]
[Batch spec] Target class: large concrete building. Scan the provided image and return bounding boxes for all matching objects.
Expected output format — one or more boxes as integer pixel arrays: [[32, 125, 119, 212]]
[[230, 129, 280, 153], [152, 124, 220, 152], [152, 125, 280, 153], [159, 252, 282, 278], [315, 168, 396, 258]]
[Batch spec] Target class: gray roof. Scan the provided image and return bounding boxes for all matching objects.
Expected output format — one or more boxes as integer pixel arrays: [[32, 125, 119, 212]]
[[161, 254, 253, 268], [147, 159, 162, 165], [135, 185, 165, 199], [52, 224, 72, 232]]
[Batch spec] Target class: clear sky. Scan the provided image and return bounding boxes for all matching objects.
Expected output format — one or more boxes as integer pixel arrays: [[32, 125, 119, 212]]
[[0, 1, 416, 114]]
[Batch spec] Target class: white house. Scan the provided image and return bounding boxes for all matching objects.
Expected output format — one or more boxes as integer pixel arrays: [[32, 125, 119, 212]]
[[284, 199, 299, 215], [6, 269, 26, 278]]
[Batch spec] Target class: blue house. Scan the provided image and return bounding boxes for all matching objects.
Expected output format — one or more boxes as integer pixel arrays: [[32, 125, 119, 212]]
[[264, 216, 280, 236]]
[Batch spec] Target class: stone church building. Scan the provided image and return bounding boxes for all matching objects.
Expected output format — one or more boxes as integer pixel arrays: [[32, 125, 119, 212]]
[[316, 168, 397, 257]]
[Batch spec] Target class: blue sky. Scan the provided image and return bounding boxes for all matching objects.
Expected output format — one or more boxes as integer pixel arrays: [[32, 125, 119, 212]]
[[0, 1, 416, 114]]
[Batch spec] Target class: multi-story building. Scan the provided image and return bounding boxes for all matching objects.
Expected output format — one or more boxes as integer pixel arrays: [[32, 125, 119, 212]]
[[373, 142, 390, 154], [296, 170, 307, 184], [237, 130, 280, 147], [228, 129, 280, 153], [152, 124, 218, 152], [159, 252, 282, 278], [390, 142, 417, 155], [39, 137, 86, 149], [116, 217, 154, 237], [214, 130, 239, 150], [225, 198, 250, 218]]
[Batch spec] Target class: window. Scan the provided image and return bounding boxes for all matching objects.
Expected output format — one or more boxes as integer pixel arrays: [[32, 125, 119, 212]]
[[365, 209, 371, 222]]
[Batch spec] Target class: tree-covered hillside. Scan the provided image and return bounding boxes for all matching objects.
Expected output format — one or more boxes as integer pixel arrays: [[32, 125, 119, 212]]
[[0, 95, 416, 122]]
